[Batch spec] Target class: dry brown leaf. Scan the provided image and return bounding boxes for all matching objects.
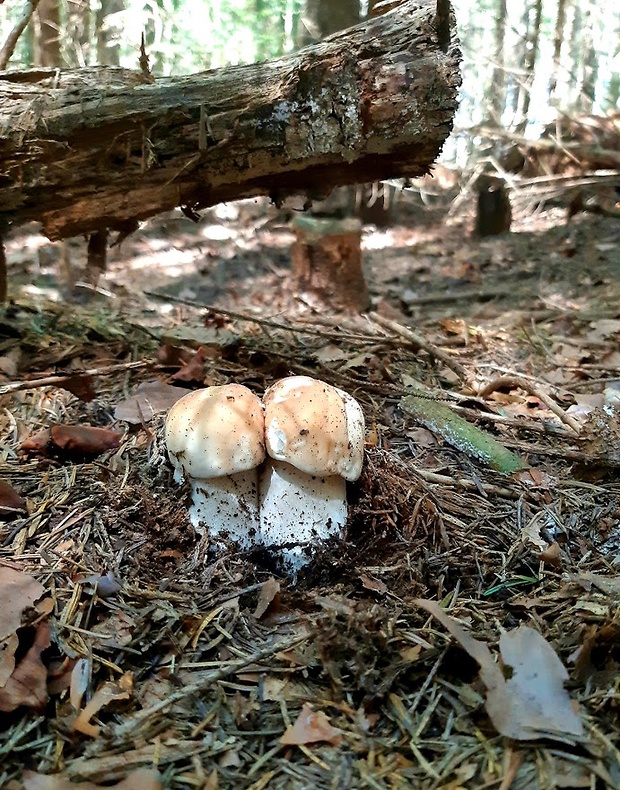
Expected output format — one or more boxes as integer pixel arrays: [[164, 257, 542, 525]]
[[572, 572, 620, 598], [171, 346, 207, 382], [585, 319, 620, 342], [0, 620, 50, 712], [73, 674, 133, 737], [280, 702, 342, 746], [416, 599, 584, 742], [61, 373, 97, 402], [0, 566, 45, 642], [22, 768, 161, 790], [114, 380, 191, 424], [342, 351, 375, 370], [0, 348, 20, 376], [0, 481, 27, 518], [520, 520, 548, 551], [20, 427, 52, 453], [580, 408, 620, 463], [359, 574, 388, 595], [537, 541, 563, 567], [313, 344, 348, 362], [0, 633, 18, 688], [253, 577, 280, 619], [93, 610, 135, 648], [70, 658, 91, 711], [262, 676, 313, 702], [50, 424, 123, 457], [47, 657, 77, 697], [157, 344, 193, 366]]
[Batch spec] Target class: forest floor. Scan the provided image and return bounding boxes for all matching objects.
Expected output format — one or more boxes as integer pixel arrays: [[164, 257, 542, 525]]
[[1, 188, 620, 790]]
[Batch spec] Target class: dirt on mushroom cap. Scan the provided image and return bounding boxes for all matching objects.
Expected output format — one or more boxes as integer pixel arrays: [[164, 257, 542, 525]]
[[263, 376, 364, 480], [165, 384, 265, 479]]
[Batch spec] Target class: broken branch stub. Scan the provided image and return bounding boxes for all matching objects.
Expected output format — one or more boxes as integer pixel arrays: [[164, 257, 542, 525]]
[[0, 0, 460, 241]]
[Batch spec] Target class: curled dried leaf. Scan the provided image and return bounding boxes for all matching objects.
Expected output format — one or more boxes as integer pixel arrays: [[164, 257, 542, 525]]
[[72, 674, 133, 737], [280, 702, 342, 746]]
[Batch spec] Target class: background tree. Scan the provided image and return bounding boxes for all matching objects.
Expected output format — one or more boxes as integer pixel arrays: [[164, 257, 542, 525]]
[[515, 0, 543, 134], [487, 0, 507, 127], [297, 0, 359, 46], [96, 0, 124, 65], [548, 0, 568, 104], [33, 0, 61, 66]]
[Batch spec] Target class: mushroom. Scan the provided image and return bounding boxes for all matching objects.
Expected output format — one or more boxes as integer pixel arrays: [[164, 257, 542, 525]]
[[259, 376, 365, 571], [164, 384, 265, 550]]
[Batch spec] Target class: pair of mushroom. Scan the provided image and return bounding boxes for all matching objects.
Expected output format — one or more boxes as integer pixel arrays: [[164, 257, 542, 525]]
[[164, 376, 365, 571]]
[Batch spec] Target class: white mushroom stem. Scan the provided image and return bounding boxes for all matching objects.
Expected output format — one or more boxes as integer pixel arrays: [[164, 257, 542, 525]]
[[164, 384, 266, 553], [259, 459, 347, 572], [189, 471, 260, 551]]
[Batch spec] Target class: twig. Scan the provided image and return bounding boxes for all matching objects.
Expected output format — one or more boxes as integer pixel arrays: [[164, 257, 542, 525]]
[[0, 0, 42, 70], [400, 285, 512, 306], [478, 374, 581, 434], [449, 403, 573, 438], [145, 289, 383, 343], [368, 313, 469, 382], [110, 630, 308, 739], [501, 438, 620, 467], [413, 467, 519, 499], [0, 360, 155, 397]]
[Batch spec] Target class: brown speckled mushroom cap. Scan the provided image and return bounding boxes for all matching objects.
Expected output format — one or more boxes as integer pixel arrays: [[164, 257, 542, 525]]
[[262, 376, 365, 481], [165, 384, 265, 479]]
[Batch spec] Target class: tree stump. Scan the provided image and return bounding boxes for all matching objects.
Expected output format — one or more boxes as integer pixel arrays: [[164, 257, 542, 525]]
[[291, 216, 369, 312], [474, 175, 512, 237]]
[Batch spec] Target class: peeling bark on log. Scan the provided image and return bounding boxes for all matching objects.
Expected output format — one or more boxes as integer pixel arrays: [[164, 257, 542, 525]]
[[0, 0, 461, 242]]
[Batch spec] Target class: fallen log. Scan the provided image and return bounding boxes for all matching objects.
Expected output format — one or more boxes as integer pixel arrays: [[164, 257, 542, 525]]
[[0, 0, 460, 243]]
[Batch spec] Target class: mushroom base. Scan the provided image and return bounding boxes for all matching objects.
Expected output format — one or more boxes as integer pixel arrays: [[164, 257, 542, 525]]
[[189, 472, 259, 551], [258, 459, 347, 572]]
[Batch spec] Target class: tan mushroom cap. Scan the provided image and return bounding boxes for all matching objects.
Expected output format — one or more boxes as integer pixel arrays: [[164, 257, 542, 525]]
[[263, 376, 365, 481], [165, 384, 265, 479]]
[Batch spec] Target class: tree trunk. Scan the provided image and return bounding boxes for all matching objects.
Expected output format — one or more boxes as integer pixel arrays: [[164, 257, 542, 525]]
[[96, 0, 123, 66], [579, 6, 597, 112], [298, 0, 360, 46], [488, 0, 506, 126], [607, 16, 620, 110], [34, 0, 61, 67], [291, 216, 369, 312], [509, 6, 528, 117], [66, 0, 92, 67], [516, 0, 542, 134], [548, 0, 568, 103], [0, 0, 461, 242], [567, 3, 583, 109]]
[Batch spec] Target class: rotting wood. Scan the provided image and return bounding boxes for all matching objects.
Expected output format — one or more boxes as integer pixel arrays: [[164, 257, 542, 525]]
[[0, 0, 460, 241]]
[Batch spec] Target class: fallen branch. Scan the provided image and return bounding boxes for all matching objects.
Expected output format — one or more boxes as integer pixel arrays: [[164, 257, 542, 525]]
[[369, 312, 469, 382], [0, 360, 155, 397], [0, 0, 461, 240], [478, 374, 581, 434]]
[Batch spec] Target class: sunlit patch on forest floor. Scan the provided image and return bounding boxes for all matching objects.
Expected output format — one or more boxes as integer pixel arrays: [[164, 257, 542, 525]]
[[1, 194, 620, 789]]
